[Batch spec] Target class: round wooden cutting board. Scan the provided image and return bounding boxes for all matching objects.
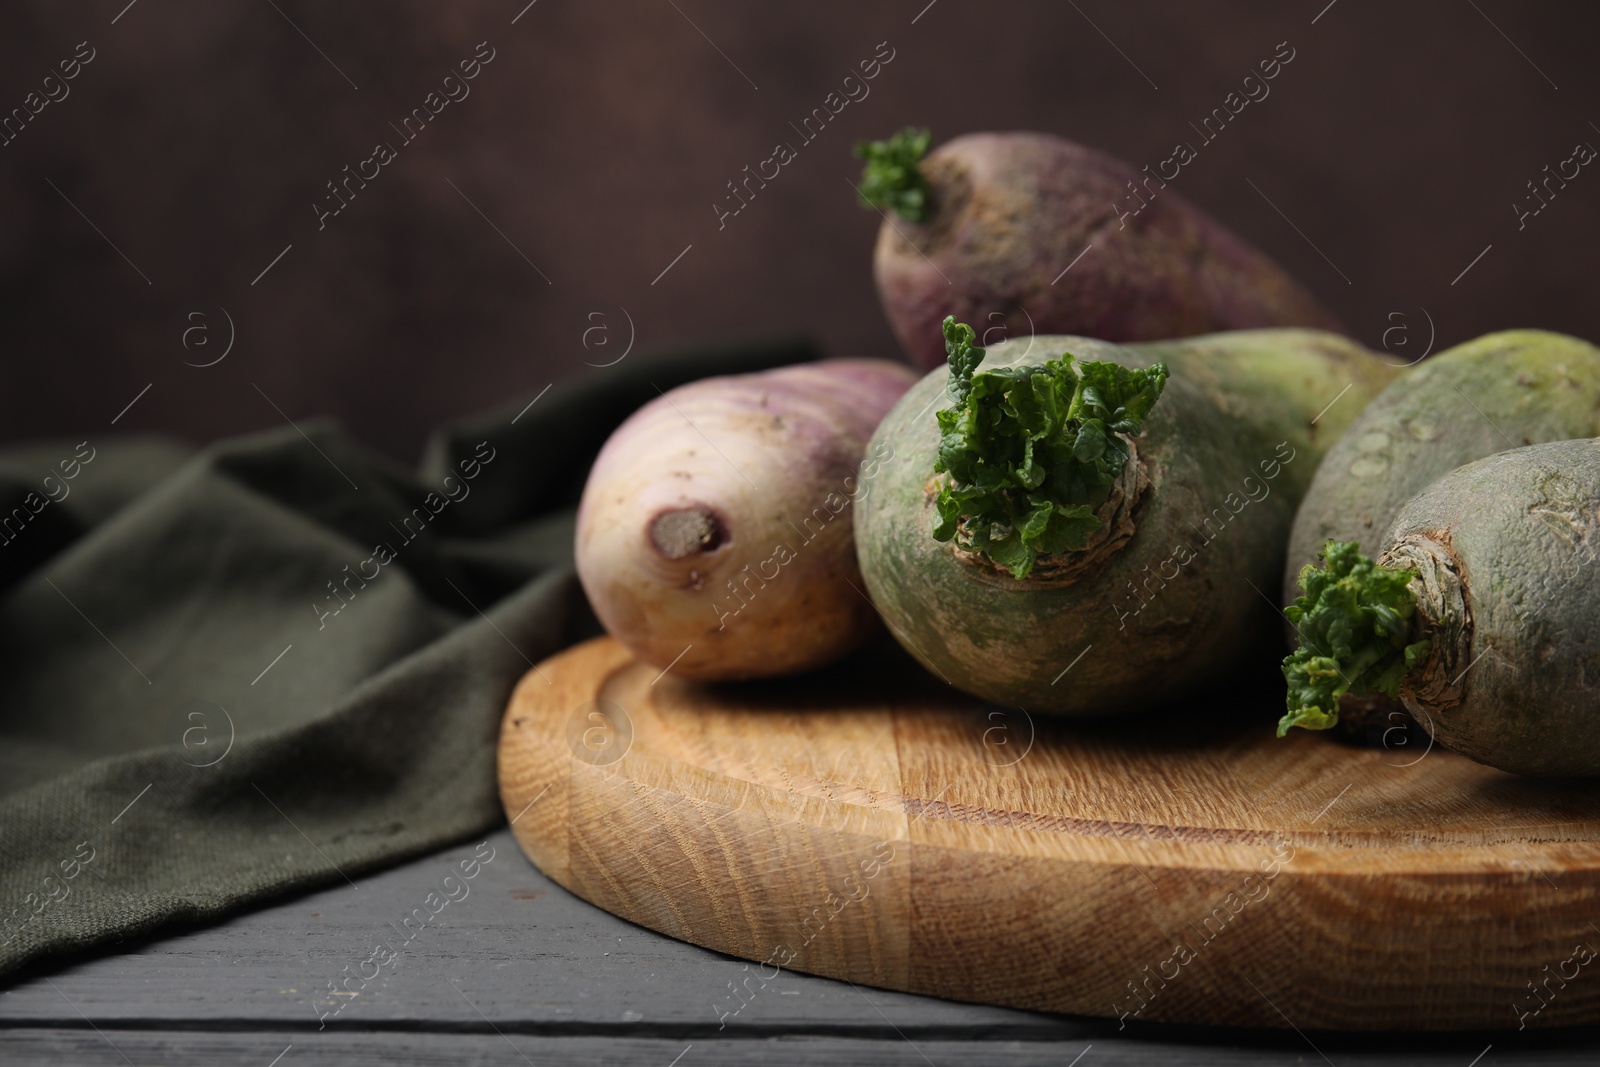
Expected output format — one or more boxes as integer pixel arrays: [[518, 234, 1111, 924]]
[[498, 635, 1600, 1031]]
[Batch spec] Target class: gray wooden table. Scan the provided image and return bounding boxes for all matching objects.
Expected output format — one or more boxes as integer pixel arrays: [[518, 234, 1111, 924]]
[[1, 828, 1596, 1065]]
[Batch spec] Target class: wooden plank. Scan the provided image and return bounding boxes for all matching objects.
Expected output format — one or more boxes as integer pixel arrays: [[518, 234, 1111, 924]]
[[0, 829, 1064, 1035], [0, 829, 1593, 1063], [3, 1028, 1592, 1067]]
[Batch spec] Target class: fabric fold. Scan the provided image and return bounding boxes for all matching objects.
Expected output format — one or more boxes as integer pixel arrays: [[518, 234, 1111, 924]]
[[0, 337, 819, 980]]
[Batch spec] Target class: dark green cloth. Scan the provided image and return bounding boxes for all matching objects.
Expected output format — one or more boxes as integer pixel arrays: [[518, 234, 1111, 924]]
[[0, 339, 817, 981]]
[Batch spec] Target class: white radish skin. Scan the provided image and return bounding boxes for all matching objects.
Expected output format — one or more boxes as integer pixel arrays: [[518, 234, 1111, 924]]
[[576, 358, 917, 681]]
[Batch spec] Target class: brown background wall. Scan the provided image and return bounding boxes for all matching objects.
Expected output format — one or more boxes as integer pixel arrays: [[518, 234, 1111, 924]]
[[0, 1, 1595, 462]]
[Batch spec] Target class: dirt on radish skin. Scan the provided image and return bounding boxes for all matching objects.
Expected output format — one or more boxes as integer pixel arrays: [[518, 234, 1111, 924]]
[[575, 358, 916, 681], [861, 130, 1345, 370]]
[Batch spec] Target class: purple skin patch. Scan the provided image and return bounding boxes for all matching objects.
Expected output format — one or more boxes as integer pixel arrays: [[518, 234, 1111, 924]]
[[874, 131, 1345, 370]]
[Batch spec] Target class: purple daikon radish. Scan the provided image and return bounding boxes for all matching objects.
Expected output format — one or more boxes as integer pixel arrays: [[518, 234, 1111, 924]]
[[854, 128, 1345, 370], [575, 358, 917, 681]]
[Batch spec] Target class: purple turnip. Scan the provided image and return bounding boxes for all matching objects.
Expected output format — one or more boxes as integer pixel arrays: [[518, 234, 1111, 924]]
[[855, 129, 1345, 370], [575, 359, 916, 681]]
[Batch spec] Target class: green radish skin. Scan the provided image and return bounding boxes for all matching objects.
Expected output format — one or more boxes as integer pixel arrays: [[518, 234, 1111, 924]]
[[855, 329, 1395, 714], [1284, 330, 1600, 607], [1378, 439, 1600, 775]]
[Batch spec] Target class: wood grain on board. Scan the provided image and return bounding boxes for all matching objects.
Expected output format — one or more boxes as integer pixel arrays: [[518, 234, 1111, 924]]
[[500, 636, 1600, 1031]]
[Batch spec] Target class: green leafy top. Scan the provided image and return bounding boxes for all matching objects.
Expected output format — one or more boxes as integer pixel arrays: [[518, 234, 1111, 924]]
[[931, 317, 1169, 579], [853, 127, 933, 222], [1277, 540, 1432, 737]]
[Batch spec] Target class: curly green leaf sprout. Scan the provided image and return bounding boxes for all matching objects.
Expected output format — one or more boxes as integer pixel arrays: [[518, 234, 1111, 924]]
[[1278, 540, 1432, 737], [853, 127, 933, 222], [931, 316, 1169, 579]]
